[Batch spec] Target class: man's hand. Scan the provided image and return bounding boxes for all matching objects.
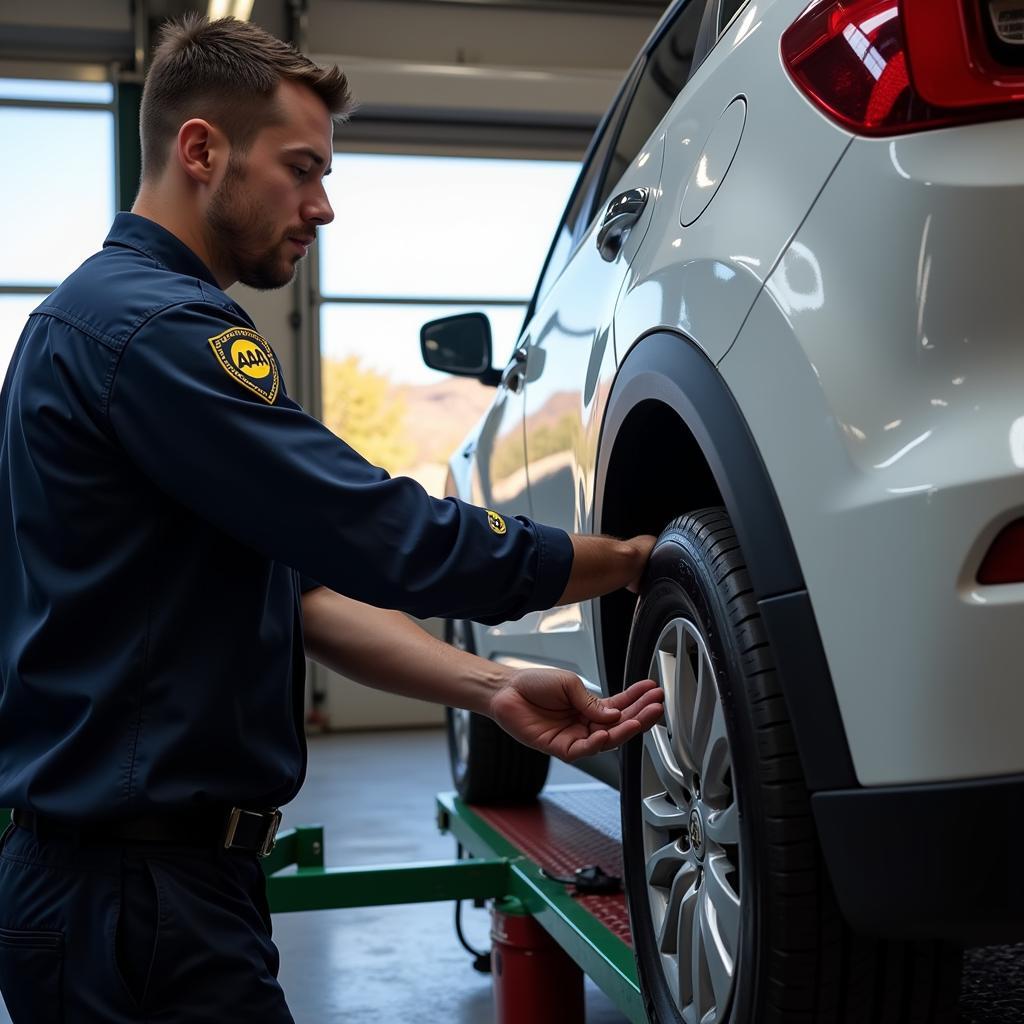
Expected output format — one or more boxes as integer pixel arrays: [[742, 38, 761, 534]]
[[489, 669, 663, 763], [623, 534, 657, 592]]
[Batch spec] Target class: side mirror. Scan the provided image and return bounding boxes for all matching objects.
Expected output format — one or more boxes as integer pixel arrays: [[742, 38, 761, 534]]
[[420, 313, 501, 386]]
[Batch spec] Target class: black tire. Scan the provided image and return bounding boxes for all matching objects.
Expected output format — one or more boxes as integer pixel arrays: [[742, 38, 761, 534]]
[[621, 509, 961, 1024], [443, 620, 550, 804]]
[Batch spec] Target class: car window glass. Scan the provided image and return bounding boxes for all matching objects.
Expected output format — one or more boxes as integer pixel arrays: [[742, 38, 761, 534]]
[[531, 63, 640, 309], [595, 0, 707, 215], [719, 0, 749, 33]]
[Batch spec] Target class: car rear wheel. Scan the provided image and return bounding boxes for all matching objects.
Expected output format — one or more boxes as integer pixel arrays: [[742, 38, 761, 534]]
[[444, 619, 550, 804], [621, 509, 961, 1024]]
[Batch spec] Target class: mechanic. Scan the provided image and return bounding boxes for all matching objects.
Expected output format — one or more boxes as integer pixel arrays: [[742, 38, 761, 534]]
[[0, 14, 662, 1023]]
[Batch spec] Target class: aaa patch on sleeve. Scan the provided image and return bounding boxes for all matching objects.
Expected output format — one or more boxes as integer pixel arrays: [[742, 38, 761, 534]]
[[208, 326, 280, 404], [486, 509, 507, 535]]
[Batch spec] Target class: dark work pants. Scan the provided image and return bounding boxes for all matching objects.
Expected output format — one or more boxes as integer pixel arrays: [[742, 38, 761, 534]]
[[0, 823, 295, 1022]]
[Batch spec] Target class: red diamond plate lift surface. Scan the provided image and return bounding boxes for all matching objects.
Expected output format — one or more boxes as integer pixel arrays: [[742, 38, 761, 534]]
[[472, 784, 633, 946]]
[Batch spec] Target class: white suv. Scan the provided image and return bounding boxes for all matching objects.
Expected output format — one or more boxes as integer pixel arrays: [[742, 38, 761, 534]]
[[422, 1, 1024, 1020]]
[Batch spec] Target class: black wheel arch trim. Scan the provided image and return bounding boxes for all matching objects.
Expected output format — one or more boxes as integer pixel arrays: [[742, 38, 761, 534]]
[[594, 330, 857, 792]]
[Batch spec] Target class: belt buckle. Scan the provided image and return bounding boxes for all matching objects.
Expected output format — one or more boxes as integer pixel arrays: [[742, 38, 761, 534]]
[[259, 809, 282, 857], [224, 807, 282, 858]]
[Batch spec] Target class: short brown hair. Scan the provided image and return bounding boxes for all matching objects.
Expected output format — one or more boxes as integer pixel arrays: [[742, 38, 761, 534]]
[[140, 14, 353, 179]]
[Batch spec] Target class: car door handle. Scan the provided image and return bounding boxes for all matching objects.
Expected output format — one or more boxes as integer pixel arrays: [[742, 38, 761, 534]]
[[500, 346, 528, 393], [597, 187, 650, 262]]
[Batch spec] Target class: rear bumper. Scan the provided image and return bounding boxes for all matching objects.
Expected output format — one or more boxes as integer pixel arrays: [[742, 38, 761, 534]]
[[813, 773, 1024, 945]]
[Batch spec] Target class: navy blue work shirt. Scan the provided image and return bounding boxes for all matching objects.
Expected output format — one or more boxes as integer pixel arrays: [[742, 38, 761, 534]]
[[0, 212, 573, 821]]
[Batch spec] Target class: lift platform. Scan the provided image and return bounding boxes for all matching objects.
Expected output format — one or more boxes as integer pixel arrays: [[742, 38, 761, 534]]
[[263, 783, 645, 1023]]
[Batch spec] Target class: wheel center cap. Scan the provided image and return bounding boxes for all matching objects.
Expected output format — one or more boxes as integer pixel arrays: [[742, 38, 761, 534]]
[[688, 808, 705, 856]]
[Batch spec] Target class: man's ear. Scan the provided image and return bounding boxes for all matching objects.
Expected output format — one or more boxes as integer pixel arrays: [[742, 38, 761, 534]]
[[176, 118, 226, 185]]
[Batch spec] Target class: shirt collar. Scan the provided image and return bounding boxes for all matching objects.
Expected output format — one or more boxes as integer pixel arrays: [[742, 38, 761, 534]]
[[103, 212, 221, 288]]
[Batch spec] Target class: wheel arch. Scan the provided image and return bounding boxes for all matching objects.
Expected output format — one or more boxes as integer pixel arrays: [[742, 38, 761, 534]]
[[594, 330, 857, 791]]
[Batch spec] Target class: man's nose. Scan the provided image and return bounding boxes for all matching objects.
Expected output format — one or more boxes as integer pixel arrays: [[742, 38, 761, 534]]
[[304, 188, 334, 227]]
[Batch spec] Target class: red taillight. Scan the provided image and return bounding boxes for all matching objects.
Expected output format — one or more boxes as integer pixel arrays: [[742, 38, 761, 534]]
[[978, 520, 1024, 585], [781, 0, 1024, 135]]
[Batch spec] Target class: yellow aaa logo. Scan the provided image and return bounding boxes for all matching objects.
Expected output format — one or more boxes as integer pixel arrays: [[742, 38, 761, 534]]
[[486, 510, 507, 536], [208, 326, 280, 404], [231, 338, 271, 379]]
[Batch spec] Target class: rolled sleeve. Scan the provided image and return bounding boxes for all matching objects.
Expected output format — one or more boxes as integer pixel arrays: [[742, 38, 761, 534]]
[[495, 519, 574, 622]]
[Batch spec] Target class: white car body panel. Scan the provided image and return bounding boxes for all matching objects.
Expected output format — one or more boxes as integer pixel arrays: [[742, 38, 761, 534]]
[[616, 0, 853, 368], [721, 118, 1024, 785]]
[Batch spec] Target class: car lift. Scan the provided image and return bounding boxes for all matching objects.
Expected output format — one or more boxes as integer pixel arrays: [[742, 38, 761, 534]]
[[263, 783, 646, 1023]]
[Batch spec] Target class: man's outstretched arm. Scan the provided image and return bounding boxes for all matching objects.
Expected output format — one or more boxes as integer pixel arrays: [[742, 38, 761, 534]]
[[302, 583, 663, 763]]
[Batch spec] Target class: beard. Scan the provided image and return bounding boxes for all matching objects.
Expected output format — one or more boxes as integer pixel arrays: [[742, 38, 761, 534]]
[[206, 156, 301, 291]]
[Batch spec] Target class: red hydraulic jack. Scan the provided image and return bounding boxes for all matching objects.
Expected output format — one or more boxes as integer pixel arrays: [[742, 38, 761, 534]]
[[491, 895, 585, 1024]]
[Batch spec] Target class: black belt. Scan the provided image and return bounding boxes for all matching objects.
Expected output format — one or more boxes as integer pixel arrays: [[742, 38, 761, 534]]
[[12, 806, 283, 858]]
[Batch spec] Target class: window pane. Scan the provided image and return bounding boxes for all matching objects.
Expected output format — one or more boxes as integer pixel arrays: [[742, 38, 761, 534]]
[[0, 294, 44, 380], [0, 79, 113, 104], [320, 301, 525, 493], [319, 154, 578, 301], [719, 0, 750, 33], [0, 109, 114, 286], [532, 77, 629, 308], [598, 0, 706, 210]]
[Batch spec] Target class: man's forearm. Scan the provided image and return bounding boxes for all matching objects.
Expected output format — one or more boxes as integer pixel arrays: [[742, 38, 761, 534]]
[[301, 586, 512, 715], [301, 532, 655, 712], [557, 533, 656, 605]]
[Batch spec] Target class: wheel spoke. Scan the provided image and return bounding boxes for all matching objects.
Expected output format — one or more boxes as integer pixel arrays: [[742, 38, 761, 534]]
[[657, 860, 698, 954], [701, 701, 732, 803], [703, 800, 738, 847], [656, 621, 696, 774], [656, 644, 677, 726], [688, 630, 715, 777], [690, 885, 708, 1021], [677, 875, 701, 1011], [646, 837, 688, 889], [699, 884, 733, 1019], [673, 624, 700, 773], [642, 792, 690, 831], [644, 729, 691, 810], [703, 852, 740, 964]]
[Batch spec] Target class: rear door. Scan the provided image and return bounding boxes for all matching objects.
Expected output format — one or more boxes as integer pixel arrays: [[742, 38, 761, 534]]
[[520, 0, 714, 693]]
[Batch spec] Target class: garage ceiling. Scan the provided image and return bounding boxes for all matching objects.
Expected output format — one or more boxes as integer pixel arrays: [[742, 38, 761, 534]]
[[0, 0, 666, 74], [400, 0, 667, 12]]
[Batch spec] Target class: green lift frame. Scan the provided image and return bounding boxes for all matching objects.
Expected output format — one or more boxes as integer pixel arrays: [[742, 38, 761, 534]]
[[263, 791, 647, 1024]]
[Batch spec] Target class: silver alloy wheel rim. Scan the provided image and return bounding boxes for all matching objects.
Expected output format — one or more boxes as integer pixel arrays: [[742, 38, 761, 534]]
[[452, 706, 471, 767], [449, 624, 472, 768], [641, 617, 741, 1024]]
